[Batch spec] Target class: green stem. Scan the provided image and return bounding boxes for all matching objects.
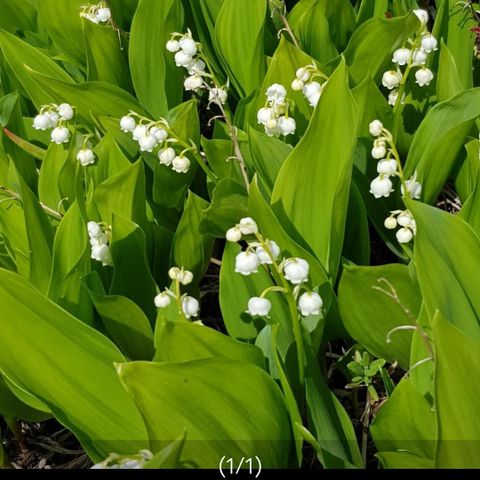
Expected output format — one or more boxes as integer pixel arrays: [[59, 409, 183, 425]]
[[175, 279, 187, 321]]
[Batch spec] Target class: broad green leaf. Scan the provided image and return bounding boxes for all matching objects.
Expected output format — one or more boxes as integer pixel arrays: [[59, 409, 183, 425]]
[[110, 0, 139, 31], [144, 432, 186, 469], [433, 312, 480, 467], [455, 139, 480, 204], [129, 0, 184, 117], [355, 0, 388, 25], [18, 175, 54, 294], [110, 215, 157, 322], [154, 317, 264, 367], [343, 13, 420, 85], [3, 127, 46, 161], [27, 69, 145, 123], [432, 0, 474, 89], [408, 200, 480, 340], [248, 127, 292, 196], [376, 451, 433, 469], [171, 192, 214, 283], [0, 0, 37, 35], [338, 264, 421, 368], [305, 351, 363, 468], [83, 19, 133, 92], [436, 40, 463, 102], [371, 377, 435, 463], [214, 0, 266, 97], [84, 272, 154, 361], [117, 358, 293, 468], [0, 29, 73, 107], [404, 88, 480, 204], [322, 0, 356, 52], [37, 0, 86, 65], [271, 59, 359, 278], [0, 269, 148, 461]]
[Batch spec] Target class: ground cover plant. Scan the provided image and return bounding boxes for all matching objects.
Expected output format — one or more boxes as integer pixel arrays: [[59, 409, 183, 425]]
[[0, 0, 479, 471]]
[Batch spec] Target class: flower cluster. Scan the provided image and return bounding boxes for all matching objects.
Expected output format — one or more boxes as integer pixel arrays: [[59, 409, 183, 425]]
[[33, 103, 75, 145], [382, 9, 437, 106], [154, 267, 200, 319], [87, 221, 113, 266], [291, 64, 327, 108], [384, 210, 417, 244], [227, 217, 323, 318], [166, 30, 228, 106], [257, 84, 296, 137], [80, 2, 112, 24], [91, 450, 153, 469], [368, 120, 420, 244], [120, 112, 192, 174]]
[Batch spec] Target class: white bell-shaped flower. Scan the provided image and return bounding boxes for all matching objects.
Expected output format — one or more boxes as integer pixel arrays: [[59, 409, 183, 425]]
[[45, 111, 59, 128], [291, 79, 304, 91], [174, 50, 193, 67], [172, 155, 190, 173], [266, 83, 287, 102], [296, 67, 310, 82], [184, 74, 203, 92], [415, 67, 434, 87], [371, 144, 387, 159], [132, 124, 148, 141], [392, 48, 411, 66], [421, 34, 438, 53], [302, 81, 321, 100], [401, 176, 422, 199], [87, 221, 102, 238], [96, 7, 111, 23], [369, 175, 393, 198], [298, 292, 323, 316], [177, 269, 193, 285], [376, 159, 398, 176], [58, 103, 74, 121], [235, 251, 260, 275], [397, 211, 413, 227], [382, 70, 402, 90], [91, 244, 113, 266], [179, 36, 197, 56], [369, 119, 383, 137], [278, 116, 296, 136], [412, 48, 427, 66], [154, 292, 171, 308], [76, 148, 95, 166], [226, 227, 242, 242], [413, 9, 429, 25], [257, 107, 273, 125], [256, 240, 281, 264], [182, 296, 200, 318], [51, 126, 70, 144], [246, 297, 272, 317], [120, 115, 136, 133], [238, 217, 258, 235], [283, 257, 309, 284], [384, 216, 397, 229], [187, 59, 206, 75], [138, 132, 157, 152], [33, 114, 50, 131], [396, 227, 414, 244], [150, 126, 168, 143], [158, 147, 176, 166], [208, 87, 228, 105], [166, 40, 180, 52]]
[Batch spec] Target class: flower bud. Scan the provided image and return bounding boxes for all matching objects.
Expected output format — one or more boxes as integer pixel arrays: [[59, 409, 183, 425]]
[[396, 227, 414, 244], [226, 227, 242, 242], [298, 292, 323, 316], [369, 175, 393, 198], [154, 292, 171, 308], [413, 9, 429, 24], [397, 212, 413, 227], [33, 114, 50, 131], [177, 269, 193, 285], [174, 50, 193, 67], [51, 126, 70, 144], [182, 296, 200, 318], [256, 240, 281, 264], [257, 107, 273, 125], [172, 155, 190, 173], [96, 7, 111, 22], [166, 39, 180, 52], [120, 115, 136, 133], [168, 267, 180, 280], [296, 67, 310, 81], [184, 74, 203, 92], [235, 251, 260, 275], [266, 83, 287, 102], [421, 34, 438, 53], [392, 48, 411, 66], [377, 159, 398, 176], [209, 88, 228, 105], [179, 37, 197, 56], [278, 116, 296, 136], [150, 127, 168, 143], [384, 216, 397, 229], [238, 217, 258, 235], [291, 79, 304, 91], [247, 297, 271, 317], [381, 70, 402, 90], [158, 147, 176, 166], [76, 148, 95, 166], [371, 145, 387, 159], [415, 67, 434, 87], [369, 120, 383, 137], [283, 257, 309, 284], [58, 103, 74, 121]]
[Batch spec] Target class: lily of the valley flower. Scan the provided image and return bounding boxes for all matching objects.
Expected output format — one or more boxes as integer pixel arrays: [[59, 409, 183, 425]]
[[415, 67, 434, 87], [51, 126, 70, 145], [256, 240, 281, 264], [370, 175, 394, 199], [401, 174, 422, 199], [76, 148, 95, 166], [87, 221, 113, 266], [257, 83, 296, 137], [235, 251, 260, 276], [283, 257, 309, 284], [298, 292, 323, 316], [382, 70, 402, 90], [182, 296, 200, 318], [247, 297, 272, 317]]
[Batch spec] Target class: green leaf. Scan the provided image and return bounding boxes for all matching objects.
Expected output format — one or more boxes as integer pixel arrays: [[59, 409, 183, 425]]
[[343, 13, 420, 85], [214, 0, 266, 97], [436, 40, 463, 102], [110, 214, 157, 322], [117, 358, 293, 468], [271, 59, 359, 278], [408, 200, 480, 340], [433, 311, 480, 468], [338, 264, 421, 368], [0, 0, 37, 35], [404, 88, 480, 204], [0, 29, 74, 107], [129, 0, 184, 117], [154, 317, 264, 367], [3, 127, 46, 161], [376, 451, 433, 469], [144, 432, 186, 469], [0, 268, 148, 461], [82, 19, 133, 92], [355, 0, 389, 25], [370, 377, 435, 465], [37, 0, 86, 66], [84, 272, 154, 361]]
